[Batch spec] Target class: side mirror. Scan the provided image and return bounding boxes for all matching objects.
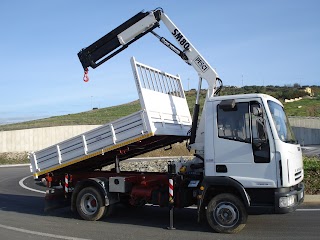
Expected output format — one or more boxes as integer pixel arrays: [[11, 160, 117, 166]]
[[252, 107, 262, 116], [219, 99, 237, 111], [256, 118, 266, 140]]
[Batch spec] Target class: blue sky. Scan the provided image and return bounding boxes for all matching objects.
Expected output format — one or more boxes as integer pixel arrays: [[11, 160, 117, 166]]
[[0, 0, 319, 124]]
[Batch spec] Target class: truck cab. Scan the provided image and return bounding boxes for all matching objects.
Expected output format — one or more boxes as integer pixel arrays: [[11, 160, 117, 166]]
[[196, 94, 304, 218]]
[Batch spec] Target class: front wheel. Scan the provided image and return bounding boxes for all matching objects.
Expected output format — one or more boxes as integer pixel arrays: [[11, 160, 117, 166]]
[[206, 193, 247, 233]]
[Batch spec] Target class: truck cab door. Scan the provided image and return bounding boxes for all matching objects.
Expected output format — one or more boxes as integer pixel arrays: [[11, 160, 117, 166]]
[[250, 101, 270, 163], [205, 98, 277, 188]]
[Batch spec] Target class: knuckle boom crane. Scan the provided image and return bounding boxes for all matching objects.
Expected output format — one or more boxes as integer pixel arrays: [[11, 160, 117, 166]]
[[78, 8, 222, 97], [77, 8, 222, 146], [29, 8, 304, 234]]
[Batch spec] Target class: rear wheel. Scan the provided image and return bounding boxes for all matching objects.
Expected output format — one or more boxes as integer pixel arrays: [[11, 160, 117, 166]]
[[76, 187, 106, 221], [206, 193, 247, 233]]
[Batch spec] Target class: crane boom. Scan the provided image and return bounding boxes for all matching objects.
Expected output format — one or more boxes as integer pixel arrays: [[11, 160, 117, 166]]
[[78, 8, 223, 145], [78, 8, 221, 98]]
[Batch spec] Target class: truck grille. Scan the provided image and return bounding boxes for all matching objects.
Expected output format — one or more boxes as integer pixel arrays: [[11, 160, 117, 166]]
[[295, 170, 302, 181]]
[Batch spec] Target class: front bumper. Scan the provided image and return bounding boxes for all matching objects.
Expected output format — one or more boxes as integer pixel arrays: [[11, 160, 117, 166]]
[[275, 182, 304, 213]]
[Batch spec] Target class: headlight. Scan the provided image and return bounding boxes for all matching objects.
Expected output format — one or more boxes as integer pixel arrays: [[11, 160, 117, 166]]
[[279, 195, 296, 208]]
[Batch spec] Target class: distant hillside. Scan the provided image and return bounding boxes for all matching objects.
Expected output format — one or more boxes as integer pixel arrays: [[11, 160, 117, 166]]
[[0, 101, 141, 131], [1, 87, 319, 131]]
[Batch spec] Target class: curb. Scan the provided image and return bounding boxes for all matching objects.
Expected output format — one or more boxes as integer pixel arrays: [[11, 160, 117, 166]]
[[304, 195, 320, 204], [0, 163, 30, 168]]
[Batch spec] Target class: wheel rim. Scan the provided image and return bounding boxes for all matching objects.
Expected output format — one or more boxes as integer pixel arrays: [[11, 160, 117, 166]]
[[80, 193, 98, 216], [213, 202, 239, 228]]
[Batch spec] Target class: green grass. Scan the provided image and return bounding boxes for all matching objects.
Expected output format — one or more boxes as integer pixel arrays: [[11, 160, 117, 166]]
[[0, 100, 141, 131], [303, 156, 320, 194], [1, 90, 319, 132], [0, 91, 204, 131], [284, 98, 320, 117]]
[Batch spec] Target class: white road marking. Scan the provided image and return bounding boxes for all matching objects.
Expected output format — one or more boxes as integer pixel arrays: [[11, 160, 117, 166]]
[[297, 208, 320, 211], [19, 176, 45, 194], [157, 205, 320, 212], [0, 223, 91, 240], [148, 204, 320, 211]]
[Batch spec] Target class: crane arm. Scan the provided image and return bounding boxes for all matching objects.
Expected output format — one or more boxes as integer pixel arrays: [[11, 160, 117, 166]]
[[78, 8, 223, 146], [78, 10, 160, 70], [78, 8, 221, 97]]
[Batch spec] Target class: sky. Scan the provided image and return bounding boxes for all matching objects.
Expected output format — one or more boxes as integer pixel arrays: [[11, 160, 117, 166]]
[[0, 0, 319, 124]]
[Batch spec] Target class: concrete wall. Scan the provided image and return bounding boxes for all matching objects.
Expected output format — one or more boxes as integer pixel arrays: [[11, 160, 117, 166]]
[[288, 117, 320, 129], [0, 117, 319, 153], [291, 127, 320, 146], [0, 125, 101, 153], [288, 117, 320, 146]]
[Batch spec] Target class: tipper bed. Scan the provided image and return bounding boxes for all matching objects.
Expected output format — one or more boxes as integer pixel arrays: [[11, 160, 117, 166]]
[[29, 57, 192, 178]]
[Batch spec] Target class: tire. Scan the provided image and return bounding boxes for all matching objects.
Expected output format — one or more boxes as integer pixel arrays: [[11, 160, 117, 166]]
[[76, 187, 106, 221], [206, 193, 247, 234]]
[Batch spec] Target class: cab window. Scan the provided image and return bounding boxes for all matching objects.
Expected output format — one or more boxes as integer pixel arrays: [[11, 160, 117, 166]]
[[217, 102, 250, 143]]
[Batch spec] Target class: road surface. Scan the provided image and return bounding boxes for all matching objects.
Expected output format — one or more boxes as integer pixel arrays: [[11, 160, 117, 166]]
[[0, 166, 319, 240]]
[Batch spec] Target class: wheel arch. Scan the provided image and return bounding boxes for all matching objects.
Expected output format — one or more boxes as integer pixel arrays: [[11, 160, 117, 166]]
[[202, 177, 250, 207], [71, 177, 118, 212], [197, 177, 250, 222]]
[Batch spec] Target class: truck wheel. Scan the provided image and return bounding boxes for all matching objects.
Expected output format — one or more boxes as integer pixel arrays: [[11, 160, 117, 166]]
[[76, 187, 106, 221], [206, 193, 247, 234]]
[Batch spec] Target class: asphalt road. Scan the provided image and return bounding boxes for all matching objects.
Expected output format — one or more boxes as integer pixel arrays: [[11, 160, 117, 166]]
[[0, 166, 319, 240]]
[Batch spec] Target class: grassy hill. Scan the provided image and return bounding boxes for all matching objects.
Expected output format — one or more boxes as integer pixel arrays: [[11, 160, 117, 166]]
[[0, 90, 204, 131], [0, 101, 141, 131], [0, 90, 319, 131], [283, 98, 320, 117]]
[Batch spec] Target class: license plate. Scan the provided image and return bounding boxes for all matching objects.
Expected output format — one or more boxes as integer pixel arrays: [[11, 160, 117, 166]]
[[188, 180, 200, 188], [299, 191, 304, 200]]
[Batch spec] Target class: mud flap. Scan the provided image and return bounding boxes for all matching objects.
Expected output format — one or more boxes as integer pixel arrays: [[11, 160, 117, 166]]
[[44, 188, 70, 212]]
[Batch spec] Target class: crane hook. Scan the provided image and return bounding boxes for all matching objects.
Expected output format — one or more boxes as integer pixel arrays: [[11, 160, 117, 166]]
[[83, 68, 89, 82]]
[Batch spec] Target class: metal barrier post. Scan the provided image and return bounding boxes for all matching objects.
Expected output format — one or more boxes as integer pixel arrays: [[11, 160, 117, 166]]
[[167, 161, 176, 230]]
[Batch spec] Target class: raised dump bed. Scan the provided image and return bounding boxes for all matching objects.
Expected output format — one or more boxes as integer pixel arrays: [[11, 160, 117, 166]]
[[29, 57, 192, 179]]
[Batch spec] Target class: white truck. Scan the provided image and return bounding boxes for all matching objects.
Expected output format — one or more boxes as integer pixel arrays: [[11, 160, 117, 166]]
[[29, 8, 304, 233]]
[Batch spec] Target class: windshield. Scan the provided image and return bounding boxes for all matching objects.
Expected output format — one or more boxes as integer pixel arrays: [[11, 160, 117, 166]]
[[268, 100, 296, 143]]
